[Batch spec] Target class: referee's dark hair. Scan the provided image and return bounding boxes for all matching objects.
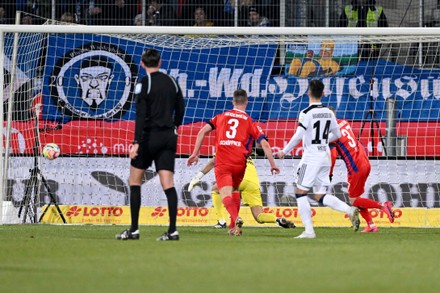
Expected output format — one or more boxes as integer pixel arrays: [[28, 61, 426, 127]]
[[233, 89, 248, 105], [141, 48, 161, 68], [309, 79, 324, 99]]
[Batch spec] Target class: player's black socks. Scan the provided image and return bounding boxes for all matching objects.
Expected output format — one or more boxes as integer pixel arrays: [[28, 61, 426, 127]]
[[129, 186, 141, 232], [164, 187, 178, 233], [318, 195, 326, 206]]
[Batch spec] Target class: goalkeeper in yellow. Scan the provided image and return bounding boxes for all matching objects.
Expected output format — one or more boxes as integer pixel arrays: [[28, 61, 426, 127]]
[[188, 149, 295, 230]]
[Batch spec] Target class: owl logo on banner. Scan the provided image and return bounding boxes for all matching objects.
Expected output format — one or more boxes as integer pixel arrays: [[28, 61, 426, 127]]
[[49, 43, 137, 120]]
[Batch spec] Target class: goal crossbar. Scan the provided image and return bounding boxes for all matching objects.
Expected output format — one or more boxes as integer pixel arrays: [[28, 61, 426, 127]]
[[2, 25, 440, 36]]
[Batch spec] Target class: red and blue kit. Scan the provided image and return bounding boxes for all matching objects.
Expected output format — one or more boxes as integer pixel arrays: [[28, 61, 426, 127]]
[[331, 119, 371, 198]]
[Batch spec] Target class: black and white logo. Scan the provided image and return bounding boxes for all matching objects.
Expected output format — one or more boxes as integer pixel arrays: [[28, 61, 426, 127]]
[[50, 43, 137, 119]]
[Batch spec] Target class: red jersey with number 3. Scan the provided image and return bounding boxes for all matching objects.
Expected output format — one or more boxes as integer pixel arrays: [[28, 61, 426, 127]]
[[331, 119, 370, 175], [208, 109, 266, 166]]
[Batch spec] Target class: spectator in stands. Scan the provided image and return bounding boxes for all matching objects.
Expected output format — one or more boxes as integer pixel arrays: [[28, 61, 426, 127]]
[[146, 0, 177, 26], [0, 4, 14, 24], [85, 0, 105, 25], [224, 0, 255, 26], [133, 13, 143, 25], [0, 7, 7, 24], [248, 6, 269, 27], [55, 1, 79, 24], [180, 0, 225, 26], [60, 11, 76, 23], [339, 0, 388, 59], [339, 0, 387, 28], [21, 13, 34, 24], [147, 1, 161, 25], [193, 7, 213, 26]]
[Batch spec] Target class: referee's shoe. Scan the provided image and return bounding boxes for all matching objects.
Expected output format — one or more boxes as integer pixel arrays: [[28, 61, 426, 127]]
[[115, 229, 140, 240], [157, 231, 180, 241]]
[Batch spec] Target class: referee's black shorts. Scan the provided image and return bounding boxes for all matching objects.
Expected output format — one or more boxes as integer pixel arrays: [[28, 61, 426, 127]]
[[131, 128, 178, 172]]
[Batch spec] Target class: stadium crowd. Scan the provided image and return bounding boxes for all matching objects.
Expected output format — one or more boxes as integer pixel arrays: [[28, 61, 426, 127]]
[[0, 1, 280, 26], [3, 1, 439, 28]]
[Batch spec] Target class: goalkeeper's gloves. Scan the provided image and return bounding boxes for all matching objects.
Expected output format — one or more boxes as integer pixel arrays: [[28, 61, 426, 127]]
[[188, 171, 205, 191]]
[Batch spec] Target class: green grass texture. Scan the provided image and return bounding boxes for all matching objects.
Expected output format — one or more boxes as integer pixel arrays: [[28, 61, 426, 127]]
[[1, 225, 439, 293]]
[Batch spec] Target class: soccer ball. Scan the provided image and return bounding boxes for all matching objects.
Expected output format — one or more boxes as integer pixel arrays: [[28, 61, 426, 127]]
[[42, 143, 60, 160]]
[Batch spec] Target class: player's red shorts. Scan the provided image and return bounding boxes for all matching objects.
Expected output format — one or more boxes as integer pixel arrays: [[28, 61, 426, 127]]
[[347, 160, 371, 198], [214, 164, 246, 190]]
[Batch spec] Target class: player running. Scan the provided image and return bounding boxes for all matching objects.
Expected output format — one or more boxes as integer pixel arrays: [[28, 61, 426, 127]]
[[187, 89, 280, 236], [278, 79, 360, 239], [328, 106, 394, 232]]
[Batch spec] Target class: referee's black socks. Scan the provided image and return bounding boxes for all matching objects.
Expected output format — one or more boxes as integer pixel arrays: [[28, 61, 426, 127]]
[[129, 185, 141, 232], [165, 187, 178, 233]]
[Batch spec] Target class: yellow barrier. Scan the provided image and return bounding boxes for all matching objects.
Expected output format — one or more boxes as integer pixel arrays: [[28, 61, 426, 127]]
[[41, 205, 440, 228]]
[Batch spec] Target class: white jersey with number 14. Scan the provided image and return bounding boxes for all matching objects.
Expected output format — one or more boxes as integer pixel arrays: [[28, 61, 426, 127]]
[[298, 103, 339, 165]]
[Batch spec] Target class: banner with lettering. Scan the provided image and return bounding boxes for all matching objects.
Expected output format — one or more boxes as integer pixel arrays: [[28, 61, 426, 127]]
[[42, 34, 277, 124], [266, 58, 440, 121]]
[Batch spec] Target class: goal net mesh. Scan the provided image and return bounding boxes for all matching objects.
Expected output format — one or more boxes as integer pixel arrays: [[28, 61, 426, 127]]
[[1, 26, 439, 227]]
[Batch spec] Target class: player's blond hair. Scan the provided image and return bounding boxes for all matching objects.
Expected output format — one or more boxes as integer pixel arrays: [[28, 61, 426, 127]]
[[233, 89, 248, 105]]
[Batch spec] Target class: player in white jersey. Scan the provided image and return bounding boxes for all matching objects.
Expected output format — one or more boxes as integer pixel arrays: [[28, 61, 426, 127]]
[[278, 79, 360, 239]]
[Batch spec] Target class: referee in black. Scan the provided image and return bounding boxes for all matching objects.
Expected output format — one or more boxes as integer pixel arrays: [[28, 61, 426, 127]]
[[116, 48, 185, 241]]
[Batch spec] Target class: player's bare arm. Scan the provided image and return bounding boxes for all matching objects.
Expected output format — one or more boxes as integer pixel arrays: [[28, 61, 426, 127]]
[[187, 124, 213, 166], [280, 126, 305, 159], [278, 150, 285, 159], [188, 158, 215, 191], [260, 139, 280, 175]]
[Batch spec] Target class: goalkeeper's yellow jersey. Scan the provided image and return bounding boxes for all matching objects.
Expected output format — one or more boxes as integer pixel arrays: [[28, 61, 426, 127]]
[[243, 156, 259, 183], [239, 156, 262, 207]]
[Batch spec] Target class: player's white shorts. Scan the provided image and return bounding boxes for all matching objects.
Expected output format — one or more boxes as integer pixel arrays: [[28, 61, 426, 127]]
[[295, 161, 330, 194]]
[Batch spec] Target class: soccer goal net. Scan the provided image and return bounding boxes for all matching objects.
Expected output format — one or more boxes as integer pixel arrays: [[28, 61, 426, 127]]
[[1, 25, 439, 227]]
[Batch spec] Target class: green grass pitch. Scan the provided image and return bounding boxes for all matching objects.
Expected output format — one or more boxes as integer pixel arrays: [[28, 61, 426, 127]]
[[1, 225, 439, 293]]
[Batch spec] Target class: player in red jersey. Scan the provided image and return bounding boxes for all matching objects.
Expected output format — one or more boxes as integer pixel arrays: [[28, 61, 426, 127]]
[[187, 89, 280, 235], [328, 107, 395, 232]]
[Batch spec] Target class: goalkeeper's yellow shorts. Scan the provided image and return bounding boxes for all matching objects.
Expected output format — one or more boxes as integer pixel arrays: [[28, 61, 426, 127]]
[[239, 171, 262, 208]]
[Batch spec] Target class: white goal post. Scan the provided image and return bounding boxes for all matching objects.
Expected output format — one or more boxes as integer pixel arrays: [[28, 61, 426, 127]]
[[1, 25, 439, 227]]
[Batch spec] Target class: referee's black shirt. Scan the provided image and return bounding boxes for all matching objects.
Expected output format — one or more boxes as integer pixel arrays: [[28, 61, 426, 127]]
[[134, 71, 185, 142]]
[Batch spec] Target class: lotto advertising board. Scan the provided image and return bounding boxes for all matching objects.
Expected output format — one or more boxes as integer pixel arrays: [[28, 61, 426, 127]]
[[39, 205, 440, 228]]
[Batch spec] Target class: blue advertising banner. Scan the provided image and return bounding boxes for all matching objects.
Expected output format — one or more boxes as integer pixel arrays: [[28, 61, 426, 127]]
[[42, 34, 439, 124], [42, 34, 277, 124]]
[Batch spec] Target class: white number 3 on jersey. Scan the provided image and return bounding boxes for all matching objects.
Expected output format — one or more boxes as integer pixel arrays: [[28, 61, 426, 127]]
[[226, 118, 239, 139]]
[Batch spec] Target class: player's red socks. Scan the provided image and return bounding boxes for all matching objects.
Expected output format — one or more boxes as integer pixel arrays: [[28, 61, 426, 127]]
[[232, 191, 241, 214], [223, 196, 238, 227], [353, 197, 382, 209], [359, 207, 374, 226]]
